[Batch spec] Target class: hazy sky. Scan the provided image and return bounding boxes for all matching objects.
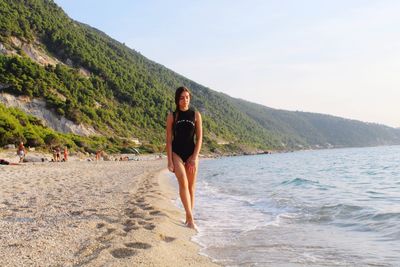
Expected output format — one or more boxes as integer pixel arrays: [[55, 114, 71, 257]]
[[54, 0, 400, 128]]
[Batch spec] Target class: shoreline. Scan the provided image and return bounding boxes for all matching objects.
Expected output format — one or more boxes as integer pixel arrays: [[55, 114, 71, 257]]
[[0, 159, 219, 266], [149, 169, 220, 266]]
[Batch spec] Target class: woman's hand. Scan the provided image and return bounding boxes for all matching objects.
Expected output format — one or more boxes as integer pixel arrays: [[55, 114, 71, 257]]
[[187, 155, 198, 174], [168, 161, 175, 173]]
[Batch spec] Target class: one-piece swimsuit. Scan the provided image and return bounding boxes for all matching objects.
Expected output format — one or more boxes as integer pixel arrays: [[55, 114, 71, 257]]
[[172, 109, 196, 163]]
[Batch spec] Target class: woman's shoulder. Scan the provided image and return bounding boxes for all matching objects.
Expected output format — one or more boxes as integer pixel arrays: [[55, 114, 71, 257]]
[[167, 110, 176, 116], [191, 108, 201, 115], [190, 109, 201, 123], [167, 111, 176, 122]]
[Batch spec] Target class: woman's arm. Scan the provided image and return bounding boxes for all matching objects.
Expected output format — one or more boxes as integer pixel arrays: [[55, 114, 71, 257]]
[[166, 112, 175, 172], [192, 111, 203, 158], [188, 111, 203, 172]]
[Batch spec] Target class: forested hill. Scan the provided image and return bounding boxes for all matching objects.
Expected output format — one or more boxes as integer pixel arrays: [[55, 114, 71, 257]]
[[1, 0, 399, 154], [231, 97, 400, 148]]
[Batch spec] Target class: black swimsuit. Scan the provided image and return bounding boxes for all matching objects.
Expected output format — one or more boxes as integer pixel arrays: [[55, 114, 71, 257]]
[[172, 109, 196, 163]]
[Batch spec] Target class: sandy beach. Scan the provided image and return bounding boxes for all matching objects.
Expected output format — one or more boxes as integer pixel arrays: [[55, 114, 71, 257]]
[[0, 157, 219, 266]]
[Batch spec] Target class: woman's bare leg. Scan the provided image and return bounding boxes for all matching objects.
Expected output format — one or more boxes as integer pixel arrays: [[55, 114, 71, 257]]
[[185, 161, 198, 212], [172, 153, 194, 226]]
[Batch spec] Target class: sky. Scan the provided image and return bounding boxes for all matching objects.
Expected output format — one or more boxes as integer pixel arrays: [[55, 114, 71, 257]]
[[53, 0, 400, 128]]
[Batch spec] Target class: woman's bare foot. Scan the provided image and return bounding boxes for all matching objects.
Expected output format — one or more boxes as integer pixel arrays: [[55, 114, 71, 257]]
[[186, 221, 198, 231], [185, 215, 192, 225]]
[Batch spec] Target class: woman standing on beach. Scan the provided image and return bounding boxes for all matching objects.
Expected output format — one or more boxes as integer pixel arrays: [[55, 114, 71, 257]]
[[166, 86, 203, 230], [17, 142, 27, 163]]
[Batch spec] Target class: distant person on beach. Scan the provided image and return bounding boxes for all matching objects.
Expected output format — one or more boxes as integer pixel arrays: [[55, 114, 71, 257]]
[[56, 147, 61, 162], [0, 159, 20, 165], [52, 147, 61, 162], [63, 147, 68, 162], [52, 148, 57, 162], [166, 86, 203, 230], [96, 150, 103, 161], [16, 142, 27, 163]]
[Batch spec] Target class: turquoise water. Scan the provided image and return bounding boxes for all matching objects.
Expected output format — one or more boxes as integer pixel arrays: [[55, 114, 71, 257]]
[[192, 146, 400, 266]]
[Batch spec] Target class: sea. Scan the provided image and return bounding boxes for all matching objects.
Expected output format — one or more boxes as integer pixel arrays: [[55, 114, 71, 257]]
[[178, 145, 400, 266]]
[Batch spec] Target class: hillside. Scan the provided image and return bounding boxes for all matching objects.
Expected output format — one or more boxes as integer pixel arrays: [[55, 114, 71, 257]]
[[1, 0, 400, 154], [231, 98, 400, 148]]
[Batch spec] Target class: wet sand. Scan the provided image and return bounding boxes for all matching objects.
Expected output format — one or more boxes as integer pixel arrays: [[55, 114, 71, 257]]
[[0, 159, 219, 266]]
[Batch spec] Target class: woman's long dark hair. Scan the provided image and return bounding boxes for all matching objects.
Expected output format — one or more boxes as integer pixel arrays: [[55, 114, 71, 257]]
[[173, 86, 192, 127], [174, 86, 191, 112]]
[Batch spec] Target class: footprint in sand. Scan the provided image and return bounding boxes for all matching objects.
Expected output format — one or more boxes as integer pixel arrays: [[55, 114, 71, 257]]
[[2, 200, 13, 206], [96, 235, 113, 244], [8, 243, 23, 248], [125, 209, 147, 220], [96, 223, 106, 229], [106, 228, 116, 235], [86, 208, 98, 212], [136, 203, 148, 209], [69, 210, 84, 216], [110, 248, 136, 258], [96, 227, 116, 243], [137, 220, 147, 226], [123, 225, 140, 233], [75, 243, 111, 266], [124, 242, 152, 249], [159, 234, 176, 243], [149, 210, 164, 216], [122, 220, 140, 233], [125, 206, 138, 212], [143, 223, 156, 230], [123, 219, 136, 226], [142, 205, 154, 211], [136, 197, 145, 203], [125, 212, 141, 219]]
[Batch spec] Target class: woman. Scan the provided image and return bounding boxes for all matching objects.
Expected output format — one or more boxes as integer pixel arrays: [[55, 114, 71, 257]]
[[166, 86, 203, 230], [63, 147, 69, 162], [17, 142, 27, 163]]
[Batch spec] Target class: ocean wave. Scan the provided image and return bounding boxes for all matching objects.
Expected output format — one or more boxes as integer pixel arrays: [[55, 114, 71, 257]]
[[371, 212, 400, 221], [366, 190, 385, 195], [280, 177, 320, 186], [198, 180, 221, 195], [209, 171, 224, 177], [305, 203, 365, 223], [382, 229, 400, 241]]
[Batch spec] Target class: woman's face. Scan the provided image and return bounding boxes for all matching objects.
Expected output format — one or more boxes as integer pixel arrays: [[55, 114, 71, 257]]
[[179, 91, 190, 111]]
